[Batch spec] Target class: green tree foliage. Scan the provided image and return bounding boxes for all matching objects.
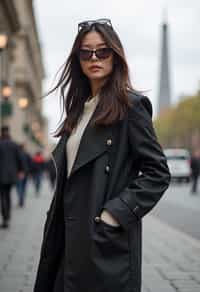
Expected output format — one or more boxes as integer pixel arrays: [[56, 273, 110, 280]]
[[154, 90, 200, 148]]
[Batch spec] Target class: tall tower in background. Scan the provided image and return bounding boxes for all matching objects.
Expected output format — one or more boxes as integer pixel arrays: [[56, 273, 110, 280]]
[[157, 15, 171, 114]]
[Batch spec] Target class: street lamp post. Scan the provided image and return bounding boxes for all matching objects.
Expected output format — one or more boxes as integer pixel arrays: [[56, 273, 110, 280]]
[[0, 33, 8, 130], [18, 97, 29, 109], [2, 85, 12, 98]]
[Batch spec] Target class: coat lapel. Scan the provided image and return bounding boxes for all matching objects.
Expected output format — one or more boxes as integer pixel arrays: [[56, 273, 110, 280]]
[[70, 120, 114, 176], [51, 132, 68, 177], [51, 101, 115, 178], [70, 102, 114, 176]]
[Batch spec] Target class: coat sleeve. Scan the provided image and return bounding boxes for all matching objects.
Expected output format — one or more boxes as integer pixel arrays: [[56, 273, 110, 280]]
[[103, 95, 171, 231]]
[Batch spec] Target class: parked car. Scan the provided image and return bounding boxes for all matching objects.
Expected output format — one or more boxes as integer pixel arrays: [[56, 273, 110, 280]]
[[164, 148, 191, 183]]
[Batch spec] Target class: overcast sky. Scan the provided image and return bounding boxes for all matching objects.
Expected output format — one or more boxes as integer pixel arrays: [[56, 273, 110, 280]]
[[34, 0, 200, 142]]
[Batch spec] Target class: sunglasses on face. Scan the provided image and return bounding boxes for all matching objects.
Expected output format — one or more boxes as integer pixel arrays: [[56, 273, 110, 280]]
[[78, 18, 113, 32], [78, 47, 113, 61]]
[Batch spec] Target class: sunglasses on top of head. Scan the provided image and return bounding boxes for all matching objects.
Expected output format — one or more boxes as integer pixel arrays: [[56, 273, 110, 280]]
[[77, 47, 113, 61], [78, 18, 113, 32]]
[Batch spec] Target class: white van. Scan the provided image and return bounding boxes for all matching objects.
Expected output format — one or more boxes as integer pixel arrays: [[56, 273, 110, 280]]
[[164, 148, 191, 183]]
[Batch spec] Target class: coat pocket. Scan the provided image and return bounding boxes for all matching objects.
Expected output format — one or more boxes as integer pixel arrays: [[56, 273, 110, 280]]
[[92, 218, 131, 292], [98, 218, 122, 231]]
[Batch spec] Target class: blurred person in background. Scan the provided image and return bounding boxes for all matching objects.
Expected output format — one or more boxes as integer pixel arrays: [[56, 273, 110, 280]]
[[190, 149, 200, 194], [16, 143, 32, 207], [31, 151, 45, 195], [0, 126, 24, 228], [34, 19, 170, 292]]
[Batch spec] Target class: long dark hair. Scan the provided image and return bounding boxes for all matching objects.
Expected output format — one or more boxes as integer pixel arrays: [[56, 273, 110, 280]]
[[48, 22, 136, 137]]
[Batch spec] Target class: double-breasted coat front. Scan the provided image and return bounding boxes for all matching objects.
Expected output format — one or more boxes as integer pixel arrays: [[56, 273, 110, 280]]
[[33, 91, 171, 292]]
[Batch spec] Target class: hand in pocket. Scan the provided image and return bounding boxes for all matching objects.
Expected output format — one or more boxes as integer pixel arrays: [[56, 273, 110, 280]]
[[100, 209, 120, 227]]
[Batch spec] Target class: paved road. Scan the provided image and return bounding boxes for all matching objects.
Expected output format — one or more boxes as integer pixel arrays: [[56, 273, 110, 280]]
[[151, 182, 200, 240], [0, 179, 199, 292]]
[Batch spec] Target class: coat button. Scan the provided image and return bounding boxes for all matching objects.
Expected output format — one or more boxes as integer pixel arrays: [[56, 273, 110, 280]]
[[105, 165, 110, 173], [133, 206, 140, 213], [94, 216, 101, 223], [106, 139, 112, 146]]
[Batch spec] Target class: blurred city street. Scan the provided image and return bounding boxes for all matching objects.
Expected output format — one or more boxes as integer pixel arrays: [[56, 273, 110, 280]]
[[0, 180, 200, 292]]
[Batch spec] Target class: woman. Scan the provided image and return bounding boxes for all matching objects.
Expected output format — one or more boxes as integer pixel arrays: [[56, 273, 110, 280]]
[[34, 18, 171, 292]]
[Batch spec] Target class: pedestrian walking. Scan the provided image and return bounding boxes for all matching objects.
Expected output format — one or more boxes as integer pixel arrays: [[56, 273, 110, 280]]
[[34, 19, 171, 292], [190, 149, 200, 194], [16, 143, 32, 207], [31, 151, 45, 195], [0, 126, 24, 228]]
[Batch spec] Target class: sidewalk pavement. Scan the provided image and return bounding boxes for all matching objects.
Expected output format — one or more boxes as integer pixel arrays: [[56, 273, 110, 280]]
[[160, 183, 200, 212], [0, 181, 199, 292], [143, 216, 200, 292]]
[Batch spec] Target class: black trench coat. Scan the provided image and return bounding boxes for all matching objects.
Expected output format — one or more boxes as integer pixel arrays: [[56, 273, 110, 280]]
[[33, 92, 171, 292]]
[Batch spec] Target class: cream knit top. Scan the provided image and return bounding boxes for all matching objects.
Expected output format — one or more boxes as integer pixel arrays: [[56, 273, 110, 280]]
[[66, 95, 99, 178]]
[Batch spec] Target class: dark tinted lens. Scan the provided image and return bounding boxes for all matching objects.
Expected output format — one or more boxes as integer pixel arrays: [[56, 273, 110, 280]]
[[79, 49, 92, 60], [96, 48, 113, 59]]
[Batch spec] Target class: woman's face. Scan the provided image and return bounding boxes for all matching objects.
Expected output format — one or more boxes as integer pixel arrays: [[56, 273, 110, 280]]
[[79, 31, 114, 83]]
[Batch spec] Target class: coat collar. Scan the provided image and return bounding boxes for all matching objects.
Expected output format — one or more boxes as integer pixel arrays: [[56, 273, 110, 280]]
[[52, 101, 115, 178]]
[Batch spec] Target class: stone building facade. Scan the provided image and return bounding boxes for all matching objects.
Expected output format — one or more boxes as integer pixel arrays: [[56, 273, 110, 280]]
[[0, 0, 48, 154]]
